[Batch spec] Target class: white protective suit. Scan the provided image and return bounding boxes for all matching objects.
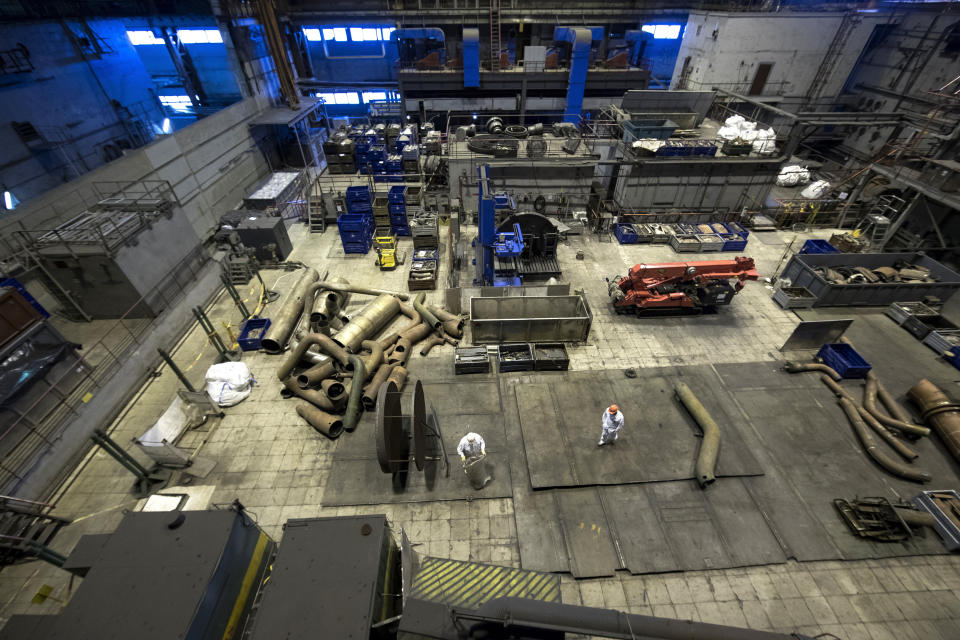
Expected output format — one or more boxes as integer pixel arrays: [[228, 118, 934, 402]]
[[457, 433, 486, 460], [599, 410, 624, 445]]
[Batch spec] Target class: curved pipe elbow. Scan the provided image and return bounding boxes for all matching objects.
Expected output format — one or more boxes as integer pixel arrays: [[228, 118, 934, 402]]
[[413, 297, 442, 331], [277, 333, 351, 381], [784, 361, 841, 381], [838, 397, 930, 483], [296, 404, 344, 439], [343, 355, 366, 431], [675, 382, 721, 488], [864, 374, 930, 438], [419, 334, 446, 356]]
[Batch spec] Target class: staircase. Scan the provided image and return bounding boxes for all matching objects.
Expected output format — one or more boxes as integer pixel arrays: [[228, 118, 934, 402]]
[[308, 177, 326, 233], [489, 0, 501, 71], [855, 194, 904, 250], [0, 496, 71, 568], [800, 13, 859, 110]]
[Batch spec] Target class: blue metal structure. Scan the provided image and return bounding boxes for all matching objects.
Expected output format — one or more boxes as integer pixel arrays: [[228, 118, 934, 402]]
[[463, 27, 480, 88], [624, 30, 645, 67], [554, 26, 603, 123], [393, 28, 445, 42], [473, 164, 523, 286]]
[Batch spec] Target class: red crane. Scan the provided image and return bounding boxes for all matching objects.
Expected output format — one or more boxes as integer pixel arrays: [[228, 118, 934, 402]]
[[607, 257, 760, 314]]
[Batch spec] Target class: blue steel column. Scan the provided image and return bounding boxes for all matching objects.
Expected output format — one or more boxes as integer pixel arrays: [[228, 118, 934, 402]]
[[463, 28, 480, 88], [554, 27, 603, 123], [475, 164, 496, 285]]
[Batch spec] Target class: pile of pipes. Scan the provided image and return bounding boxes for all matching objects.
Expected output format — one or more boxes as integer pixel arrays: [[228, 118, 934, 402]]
[[784, 358, 933, 483], [260, 268, 464, 439], [813, 262, 936, 285]]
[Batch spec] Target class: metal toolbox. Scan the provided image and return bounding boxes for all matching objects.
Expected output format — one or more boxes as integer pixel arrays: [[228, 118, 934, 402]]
[[533, 343, 569, 371], [455, 346, 490, 374], [497, 343, 535, 372]]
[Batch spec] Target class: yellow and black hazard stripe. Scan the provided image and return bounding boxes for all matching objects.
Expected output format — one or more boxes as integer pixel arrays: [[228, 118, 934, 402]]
[[409, 556, 560, 608]]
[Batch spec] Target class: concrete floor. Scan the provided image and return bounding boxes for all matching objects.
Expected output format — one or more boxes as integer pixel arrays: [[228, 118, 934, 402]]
[[2, 221, 959, 640]]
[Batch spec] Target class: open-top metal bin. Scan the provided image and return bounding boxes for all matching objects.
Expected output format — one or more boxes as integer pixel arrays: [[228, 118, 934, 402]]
[[470, 295, 592, 343]]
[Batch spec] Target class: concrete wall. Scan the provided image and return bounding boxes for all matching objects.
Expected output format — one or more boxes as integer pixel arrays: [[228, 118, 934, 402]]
[[0, 19, 165, 204], [669, 11, 883, 107], [1, 96, 277, 241]]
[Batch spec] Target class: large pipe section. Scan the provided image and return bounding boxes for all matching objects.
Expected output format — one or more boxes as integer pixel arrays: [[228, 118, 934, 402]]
[[820, 377, 917, 460], [674, 382, 721, 488], [261, 268, 318, 353], [282, 378, 336, 412], [908, 378, 960, 465], [412, 296, 442, 331], [837, 396, 930, 483], [277, 333, 350, 380], [297, 361, 336, 389], [465, 597, 815, 640], [331, 294, 401, 353], [783, 361, 841, 381], [296, 404, 343, 439], [362, 363, 396, 410], [310, 276, 350, 325], [342, 355, 366, 431], [360, 340, 384, 380], [428, 304, 464, 338], [863, 373, 930, 438], [419, 334, 445, 356]]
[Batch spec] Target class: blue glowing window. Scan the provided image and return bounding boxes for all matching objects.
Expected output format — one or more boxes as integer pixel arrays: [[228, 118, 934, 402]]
[[641, 24, 683, 39]]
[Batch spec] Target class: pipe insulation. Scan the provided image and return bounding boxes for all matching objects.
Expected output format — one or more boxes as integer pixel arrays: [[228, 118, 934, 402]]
[[261, 267, 319, 353], [331, 294, 401, 353], [820, 376, 918, 461], [675, 382, 721, 488], [907, 378, 960, 465], [468, 597, 815, 640], [863, 372, 930, 438], [837, 396, 931, 483]]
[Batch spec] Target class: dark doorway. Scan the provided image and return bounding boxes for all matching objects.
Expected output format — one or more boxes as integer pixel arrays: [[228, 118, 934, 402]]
[[749, 62, 772, 95], [677, 56, 692, 89]]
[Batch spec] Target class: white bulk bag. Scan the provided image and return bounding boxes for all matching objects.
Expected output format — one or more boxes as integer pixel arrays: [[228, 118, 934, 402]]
[[204, 362, 255, 407]]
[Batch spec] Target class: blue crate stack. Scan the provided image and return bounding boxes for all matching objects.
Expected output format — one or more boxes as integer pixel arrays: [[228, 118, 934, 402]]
[[386, 154, 403, 182], [340, 186, 375, 253], [388, 185, 410, 236], [614, 223, 638, 244]]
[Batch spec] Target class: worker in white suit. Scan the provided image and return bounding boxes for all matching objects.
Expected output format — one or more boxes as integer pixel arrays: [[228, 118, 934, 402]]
[[598, 404, 624, 446], [457, 432, 486, 462]]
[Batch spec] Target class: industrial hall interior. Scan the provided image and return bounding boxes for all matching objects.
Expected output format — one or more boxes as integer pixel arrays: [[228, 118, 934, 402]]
[[3, 0, 960, 638]]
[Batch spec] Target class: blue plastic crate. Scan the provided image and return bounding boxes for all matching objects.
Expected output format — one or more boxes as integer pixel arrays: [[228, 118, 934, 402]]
[[0, 278, 50, 318], [237, 317, 271, 351], [338, 213, 373, 232], [614, 223, 638, 244], [723, 222, 749, 238], [345, 200, 372, 213], [345, 185, 371, 202], [412, 248, 439, 262], [393, 226, 411, 236], [800, 239, 840, 255], [388, 185, 407, 203], [817, 343, 872, 379], [719, 233, 748, 252], [388, 203, 406, 214], [342, 237, 373, 254]]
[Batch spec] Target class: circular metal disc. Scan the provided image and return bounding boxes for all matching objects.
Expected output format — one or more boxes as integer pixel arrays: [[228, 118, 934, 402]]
[[375, 381, 404, 473], [412, 380, 426, 471]]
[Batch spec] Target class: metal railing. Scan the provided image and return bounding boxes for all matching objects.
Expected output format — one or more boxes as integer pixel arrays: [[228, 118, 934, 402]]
[[0, 245, 211, 495]]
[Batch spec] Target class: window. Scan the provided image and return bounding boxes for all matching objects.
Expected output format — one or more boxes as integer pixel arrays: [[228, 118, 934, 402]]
[[3, 190, 18, 210], [349, 27, 365, 41], [332, 27, 347, 42], [362, 91, 387, 103], [127, 30, 163, 45], [334, 92, 359, 104], [641, 24, 682, 39], [303, 28, 322, 41], [159, 95, 193, 112], [382, 27, 395, 40], [315, 92, 337, 103], [177, 29, 223, 44]]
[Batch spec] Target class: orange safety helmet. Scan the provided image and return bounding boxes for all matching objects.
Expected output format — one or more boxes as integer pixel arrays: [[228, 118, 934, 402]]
[[608, 404, 619, 414]]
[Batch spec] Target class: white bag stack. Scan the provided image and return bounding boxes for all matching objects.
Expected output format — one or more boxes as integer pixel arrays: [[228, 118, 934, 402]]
[[800, 180, 831, 199], [776, 165, 811, 187], [753, 128, 777, 155], [205, 362, 255, 407]]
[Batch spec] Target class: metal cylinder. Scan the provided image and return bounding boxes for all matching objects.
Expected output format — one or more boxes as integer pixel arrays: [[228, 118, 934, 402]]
[[343, 355, 366, 432], [297, 361, 337, 389], [837, 396, 930, 484], [331, 294, 401, 353], [863, 372, 930, 438], [311, 277, 350, 325], [894, 506, 938, 529], [394, 322, 433, 356], [261, 268, 319, 353], [908, 378, 960, 464], [296, 404, 343, 439], [360, 339, 384, 380], [876, 376, 914, 424], [277, 333, 351, 381], [413, 297, 442, 330], [386, 365, 408, 392], [675, 382, 721, 488], [282, 378, 336, 412], [420, 334, 445, 356], [784, 361, 841, 381], [321, 378, 345, 402], [362, 363, 396, 410]]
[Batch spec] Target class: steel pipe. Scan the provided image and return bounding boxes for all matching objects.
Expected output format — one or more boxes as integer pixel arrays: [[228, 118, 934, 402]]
[[428, 304, 464, 338], [331, 294, 401, 353], [362, 363, 396, 410], [837, 396, 931, 483], [312, 280, 409, 301], [310, 276, 350, 325], [282, 378, 336, 412], [321, 378, 345, 402], [360, 339, 384, 379], [261, 267, 319, 353], [343, 355, 366, 432], [277, 333, 351, 381], [296, 361, 337, 389], [784, 361, 841, 381], [386, 365, 407, 392], [419, 334, 446, 356], [675, 382, 721, 488], [864, 373, 930, 438], [820, 377, 918, 460], [413, 297, 442, 331], [468, 596, 814, 640], [296, 404, 343, 439], [895, 506, 938, 529], [908, 378, 960, 465], [876, 377, 914, 424], [393, 322, 433, 357]]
